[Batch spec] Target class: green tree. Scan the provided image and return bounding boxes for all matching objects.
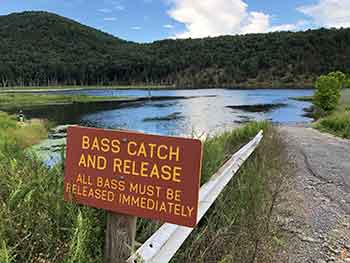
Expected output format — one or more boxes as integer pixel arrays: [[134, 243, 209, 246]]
[[328, 71, 347, 89], [314, 75, 341, 112], [345, 74, 350, 89]]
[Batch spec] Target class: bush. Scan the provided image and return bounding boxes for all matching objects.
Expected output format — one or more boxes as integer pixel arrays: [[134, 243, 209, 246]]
[[314, 75, 341, 112], [328, 71, 347, 89]]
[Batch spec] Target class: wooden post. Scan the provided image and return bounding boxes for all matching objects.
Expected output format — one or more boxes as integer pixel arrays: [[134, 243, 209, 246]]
[[105, 212, 137, 263]]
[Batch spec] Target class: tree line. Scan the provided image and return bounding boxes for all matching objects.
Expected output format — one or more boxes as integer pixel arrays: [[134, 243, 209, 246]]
[[1, 11, 350, 88]]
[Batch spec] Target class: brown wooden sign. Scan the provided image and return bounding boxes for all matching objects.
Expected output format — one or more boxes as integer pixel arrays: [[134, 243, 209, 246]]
[[64, 126, 202, 227]]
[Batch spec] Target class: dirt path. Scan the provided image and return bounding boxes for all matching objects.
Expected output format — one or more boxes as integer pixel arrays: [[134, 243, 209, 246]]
[[277, 126, 350, 263]]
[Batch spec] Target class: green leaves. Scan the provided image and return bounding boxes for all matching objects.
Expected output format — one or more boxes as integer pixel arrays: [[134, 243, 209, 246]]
[[0, 241, 16, 263], [328, 71, 348, 89], [1, 11, 350, 87], [314, 73, 341, 112]]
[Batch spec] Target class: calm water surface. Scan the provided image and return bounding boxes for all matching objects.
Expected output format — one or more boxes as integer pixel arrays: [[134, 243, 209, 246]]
[[28, 88, 313, 166], [36, 88, 314, 136]]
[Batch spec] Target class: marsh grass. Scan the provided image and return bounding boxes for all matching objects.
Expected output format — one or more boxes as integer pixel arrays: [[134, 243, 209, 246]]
[[0, 112, 105, 262], [289, 96, 314, 102], [0, 94, 127, 110], [0, 112, 287, 262]]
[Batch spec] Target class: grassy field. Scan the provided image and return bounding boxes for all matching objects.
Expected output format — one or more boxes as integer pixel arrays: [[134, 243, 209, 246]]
[[0, 113, 288, 262], [315, 89, 350, 138], [0, 112, 49, 148], [0, 93, 128, 110]]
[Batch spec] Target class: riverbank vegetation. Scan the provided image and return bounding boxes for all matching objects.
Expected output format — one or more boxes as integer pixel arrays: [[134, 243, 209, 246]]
[[0, 112, 48, 148], [290, 96, 314, 102], [1, 11, 350, 88], [310, 71, 350, 139], [0, 93, 127, 110], [0, 85, 174, 92], [0, 113, 288, 262], [171, 123, 289, 262], [314, 88, 350, 138]]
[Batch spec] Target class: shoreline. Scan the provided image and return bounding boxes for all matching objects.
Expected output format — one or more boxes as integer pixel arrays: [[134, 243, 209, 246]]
[[0, 85, 315, 93], [0, 95, 216, 111]]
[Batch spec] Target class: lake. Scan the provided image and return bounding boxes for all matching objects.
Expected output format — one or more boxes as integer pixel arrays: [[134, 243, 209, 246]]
[[27, 88, 314, 137], [26, 88, 313, 166]]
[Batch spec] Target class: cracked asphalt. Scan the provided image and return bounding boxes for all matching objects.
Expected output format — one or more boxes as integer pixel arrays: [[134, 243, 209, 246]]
[[276, 126, 350, 263]]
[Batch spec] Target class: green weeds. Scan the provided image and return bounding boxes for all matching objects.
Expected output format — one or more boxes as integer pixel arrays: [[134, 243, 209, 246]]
[[315, 111, 350, 139], [0, 112, 286, 262], [0, 94, 127, 110], [314, 89, 350, 138], [169, 124, 289, 262]]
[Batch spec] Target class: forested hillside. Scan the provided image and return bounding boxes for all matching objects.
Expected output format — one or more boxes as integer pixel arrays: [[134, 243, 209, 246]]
[[1, 11, 350, 88]]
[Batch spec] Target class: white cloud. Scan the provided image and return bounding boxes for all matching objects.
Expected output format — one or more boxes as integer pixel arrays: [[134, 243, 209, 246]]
[[168, 0, 247, 38], [167, 0, 301, 38], [297, 0, 350, 28], [271, 23, 298, 32], [166, 0, 339, 39], [241, 12, 270, 34], [98, 8, 112, 13], [103, 17, 117, 21], [270, 20, 311, 32], [164, 24, 175, 29], [131, 26, 142, 30]]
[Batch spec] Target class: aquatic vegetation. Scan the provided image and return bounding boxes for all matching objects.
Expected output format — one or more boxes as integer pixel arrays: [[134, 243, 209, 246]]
[[143, 112, 184, 122], [226, 103, 287, 113], [0, 94, 127, 110]]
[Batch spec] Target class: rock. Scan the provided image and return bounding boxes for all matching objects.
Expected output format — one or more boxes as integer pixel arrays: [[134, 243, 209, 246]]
[[49, 133, 67, 139], [300, 235, 317, 243], [51, 124, 73, 134]]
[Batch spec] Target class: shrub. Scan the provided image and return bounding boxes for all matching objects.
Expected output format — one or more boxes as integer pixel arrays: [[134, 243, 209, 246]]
[[328, 71, 347, 89], [314, 75, 341, 112]]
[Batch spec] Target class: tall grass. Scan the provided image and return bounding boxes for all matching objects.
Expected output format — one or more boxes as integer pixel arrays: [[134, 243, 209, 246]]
[[315, 111, 350, 138], [0, 112, 104, 262], [136, 122, 289, 263], [170, 123, 289, 262], [0, 112, 287, 262], [314, 89, 350, 139]]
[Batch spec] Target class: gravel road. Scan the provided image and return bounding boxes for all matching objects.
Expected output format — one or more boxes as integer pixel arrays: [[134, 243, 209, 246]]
[[277, 126, 350, 263]]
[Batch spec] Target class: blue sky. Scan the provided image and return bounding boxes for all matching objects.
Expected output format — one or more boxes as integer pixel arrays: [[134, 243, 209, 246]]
[[0, 0, 349, 42]]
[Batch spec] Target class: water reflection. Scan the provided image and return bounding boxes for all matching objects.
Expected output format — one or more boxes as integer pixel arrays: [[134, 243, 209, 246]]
[[23, 88, 313, 166], [17, 88, 313, 136]]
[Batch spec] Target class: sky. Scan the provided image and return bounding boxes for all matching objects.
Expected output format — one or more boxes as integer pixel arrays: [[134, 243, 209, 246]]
[[0, 0, 350, 43]]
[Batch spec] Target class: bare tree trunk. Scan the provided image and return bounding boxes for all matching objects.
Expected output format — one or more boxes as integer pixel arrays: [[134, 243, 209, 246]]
[[1, 78, 8, 87]]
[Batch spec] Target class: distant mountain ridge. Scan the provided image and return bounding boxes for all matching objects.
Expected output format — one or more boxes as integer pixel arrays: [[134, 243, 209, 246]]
[[1, 11, 350, 88]]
